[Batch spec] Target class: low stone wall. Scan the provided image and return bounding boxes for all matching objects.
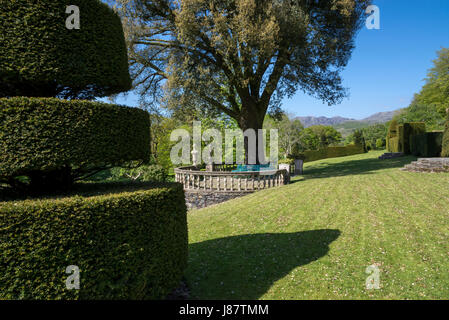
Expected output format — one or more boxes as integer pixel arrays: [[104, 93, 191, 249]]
[[401, 158, 449, 173], [184, 190, 252, 210]]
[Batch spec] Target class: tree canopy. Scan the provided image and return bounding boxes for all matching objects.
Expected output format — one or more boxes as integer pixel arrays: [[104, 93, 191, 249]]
[[413, 48, 449, 118], [299, 125, 342, 150], [113, 0, 369, 128]]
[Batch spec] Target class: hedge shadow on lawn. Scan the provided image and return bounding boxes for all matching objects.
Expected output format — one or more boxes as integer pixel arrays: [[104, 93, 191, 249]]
[[187, 229, 340, 299], [300, 155, 417, 180]]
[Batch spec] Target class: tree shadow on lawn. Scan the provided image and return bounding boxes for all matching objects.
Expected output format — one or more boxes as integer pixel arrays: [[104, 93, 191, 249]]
[[186, 229, 340, 299], [296, 155, 417, 181]]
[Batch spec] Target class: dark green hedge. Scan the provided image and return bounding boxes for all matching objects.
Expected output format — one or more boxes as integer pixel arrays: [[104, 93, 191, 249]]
[[410, 132, 443, 157], [0, 0, 131, 99], [402, 122, 426, 154], [0, 182, 188, 299], [303, 144, 365, 162], [386, 122, 426, 154], [442, 115, 449, 157], [387, 136, 400, 153], [0, 97, 151, 184]]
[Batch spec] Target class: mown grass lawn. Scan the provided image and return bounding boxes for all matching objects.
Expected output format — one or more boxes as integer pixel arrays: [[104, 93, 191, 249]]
[[186, 150, 449, 300]]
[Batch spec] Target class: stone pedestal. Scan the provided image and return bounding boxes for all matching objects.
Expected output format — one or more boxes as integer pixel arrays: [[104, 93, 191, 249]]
[[278, 163, 290, 174], [294, 159, 304, 175]]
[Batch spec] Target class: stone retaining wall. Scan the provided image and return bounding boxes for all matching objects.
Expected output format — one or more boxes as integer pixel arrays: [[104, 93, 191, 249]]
[[401, 158, 449, 173], [184, 190, 252, 210]]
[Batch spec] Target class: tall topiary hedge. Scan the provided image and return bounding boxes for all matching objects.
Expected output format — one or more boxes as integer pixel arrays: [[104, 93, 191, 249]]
[[0, 97, 151, 191], [0, 0, 188, 300], [410, 132, 443, 157], [0, 182, 188, 299], [386, 121, 426, 154], [0, 0, 131, 99], [402, 122, 426, 154], [442, 113, 449, 157], [0, 0, 149, 192], [386, 119, 398, 152]]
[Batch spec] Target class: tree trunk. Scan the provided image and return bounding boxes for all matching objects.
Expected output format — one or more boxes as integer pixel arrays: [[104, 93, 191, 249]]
[[238, 103, 267, 165]]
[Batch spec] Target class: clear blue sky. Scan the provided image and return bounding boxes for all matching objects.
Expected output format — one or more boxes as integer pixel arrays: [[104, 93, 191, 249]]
[[105, 0, 449, 120]]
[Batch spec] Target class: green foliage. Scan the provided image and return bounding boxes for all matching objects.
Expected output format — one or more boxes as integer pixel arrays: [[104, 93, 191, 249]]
[[278, 158, 295, 165], [376, 138, 385, 149], [0, 182, 188, 299], [362, 124, 387, 150], [442, 114, 449, 157], [353, 129, 364, 145], [111, 165, 168, 182], [402, 122, 427, 154], [386, 121, 426, 154], [118, 0, 370, 163], [395, 103, 445, 131], [0, 97, 151, 190], [0, 0, 131, 99], [387, 119, 398, 138], [410, 132, 443, 157], [413, 48, 449, 118], [303, 145, 365, 162], [300, 125, 343, 151], [264, 114, 303, 158], [388, 137, 400, 153]]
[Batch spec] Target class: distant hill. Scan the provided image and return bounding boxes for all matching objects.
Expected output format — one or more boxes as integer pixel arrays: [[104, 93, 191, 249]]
[[359, 110, 398, 124], [295, 116, 355, 128], [295, 110, 399, 128]]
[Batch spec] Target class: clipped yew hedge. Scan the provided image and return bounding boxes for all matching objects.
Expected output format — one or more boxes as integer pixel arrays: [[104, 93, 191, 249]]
[[0, 0, 131, 98], [410, 132, 443, 157], [401, 122, 426, 154], [387, 136, 400, 153], [442, 115, 449, 157], [304, 144, 365, 162], [0, 97, 151, 187], [0, 182, 188, 299], [387, 122, 426, 154]]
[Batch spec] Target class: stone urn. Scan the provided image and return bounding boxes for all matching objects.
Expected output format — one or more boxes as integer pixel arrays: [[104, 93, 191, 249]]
[[278, 163, 290, 175]]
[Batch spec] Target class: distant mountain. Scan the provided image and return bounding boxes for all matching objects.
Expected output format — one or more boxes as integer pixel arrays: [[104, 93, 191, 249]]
[[295, 116, 355, 128], [359, 110, 398, 124], [295, 110, 398, 128]]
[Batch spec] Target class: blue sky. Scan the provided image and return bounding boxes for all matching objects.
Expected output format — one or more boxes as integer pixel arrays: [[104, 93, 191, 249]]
[[106, 0, 449, 120]]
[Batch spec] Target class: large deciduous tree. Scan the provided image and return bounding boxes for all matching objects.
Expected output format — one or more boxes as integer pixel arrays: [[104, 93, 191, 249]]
[[413, 48, 449, 118], [114, 0, 370, 163]]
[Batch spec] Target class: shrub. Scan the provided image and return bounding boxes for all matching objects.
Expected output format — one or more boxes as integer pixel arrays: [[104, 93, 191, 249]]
[[111, 165, 168, 182], [0, 182, 188, 299], [375, 138, 385, 149], [0, 0, 131, 99], [278, 158, 295, 165], [442, 114, 449, 157], [0, 97, 151, 191], [410, 132, 443, 157]]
